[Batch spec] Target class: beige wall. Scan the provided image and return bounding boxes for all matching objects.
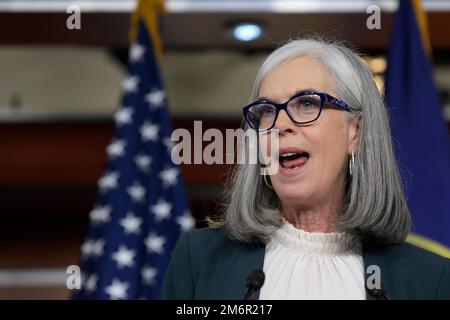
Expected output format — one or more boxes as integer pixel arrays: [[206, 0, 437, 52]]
[[0, 46, 265, 117], [1, 46, 449, 119]]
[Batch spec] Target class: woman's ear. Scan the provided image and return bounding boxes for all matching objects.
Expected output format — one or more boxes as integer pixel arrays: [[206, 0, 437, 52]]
[[348, 113, 362, 153]]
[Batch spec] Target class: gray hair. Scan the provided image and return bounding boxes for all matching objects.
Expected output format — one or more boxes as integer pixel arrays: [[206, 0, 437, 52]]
[[219, 37, 411, 245]]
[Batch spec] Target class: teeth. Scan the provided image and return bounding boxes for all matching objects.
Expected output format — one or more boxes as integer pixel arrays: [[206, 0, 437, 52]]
[[281, 152, 298, 157]]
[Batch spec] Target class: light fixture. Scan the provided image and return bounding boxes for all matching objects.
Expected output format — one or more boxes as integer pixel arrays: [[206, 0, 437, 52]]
[[232, 23, 262, 42]]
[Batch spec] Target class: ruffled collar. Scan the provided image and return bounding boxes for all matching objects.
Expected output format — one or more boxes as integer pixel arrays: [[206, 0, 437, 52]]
[[273, 219, 359, 256]]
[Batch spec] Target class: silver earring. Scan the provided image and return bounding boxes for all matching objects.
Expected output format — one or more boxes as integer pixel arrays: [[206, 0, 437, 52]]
[[263, 168, 274, 189], [349, 151, 355, 176]]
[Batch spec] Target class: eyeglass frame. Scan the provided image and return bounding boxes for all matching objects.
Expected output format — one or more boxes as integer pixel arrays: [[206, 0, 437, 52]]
[[242, 90, 353, 131]]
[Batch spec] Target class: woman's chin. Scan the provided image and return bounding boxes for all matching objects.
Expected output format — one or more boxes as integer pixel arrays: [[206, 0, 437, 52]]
[[273, 189, 311, 206]]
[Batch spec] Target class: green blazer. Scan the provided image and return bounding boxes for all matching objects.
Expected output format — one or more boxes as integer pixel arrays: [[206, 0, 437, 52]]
[[161, 227, 450, 300]]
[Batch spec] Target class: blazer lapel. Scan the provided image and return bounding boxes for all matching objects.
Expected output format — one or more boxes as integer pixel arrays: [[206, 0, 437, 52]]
[[215, 242, 265, 300], [239, 243, 265, 300]]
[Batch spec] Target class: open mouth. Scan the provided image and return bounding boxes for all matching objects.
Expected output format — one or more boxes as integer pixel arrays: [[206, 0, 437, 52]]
[[279, 151, 310, 169]]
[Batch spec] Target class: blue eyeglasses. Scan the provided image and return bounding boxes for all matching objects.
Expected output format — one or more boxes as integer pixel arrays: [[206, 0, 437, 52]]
[[243, 91, 352, 131]]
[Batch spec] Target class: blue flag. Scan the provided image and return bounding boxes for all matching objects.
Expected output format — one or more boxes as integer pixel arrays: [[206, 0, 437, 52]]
[[385, 0, 450, 255], [74, 15, 194, 299]]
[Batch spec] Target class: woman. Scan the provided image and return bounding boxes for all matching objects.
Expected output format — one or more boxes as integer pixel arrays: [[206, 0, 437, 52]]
[[161, 37, 450, 300]]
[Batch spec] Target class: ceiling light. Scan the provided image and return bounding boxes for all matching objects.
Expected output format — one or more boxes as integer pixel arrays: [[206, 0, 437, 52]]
[[232, 23, 262, 42]]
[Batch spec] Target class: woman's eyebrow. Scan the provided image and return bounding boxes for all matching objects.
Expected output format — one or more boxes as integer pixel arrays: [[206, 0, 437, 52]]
[[256, 88, 321, 102], [292, 88, 321, 95]]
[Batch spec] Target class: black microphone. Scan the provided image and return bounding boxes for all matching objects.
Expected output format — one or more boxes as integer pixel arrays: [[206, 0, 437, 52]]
[[243, 270, 265, 300], [366, 285, 389, 300]]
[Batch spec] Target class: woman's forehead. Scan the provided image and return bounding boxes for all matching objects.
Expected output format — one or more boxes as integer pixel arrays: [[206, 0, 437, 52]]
[[258, 55, 334, 101]]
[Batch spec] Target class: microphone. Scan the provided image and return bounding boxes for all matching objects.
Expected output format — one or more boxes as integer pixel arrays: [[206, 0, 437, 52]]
[[366, 285, 389, 300], [243, 269, 265, 300]]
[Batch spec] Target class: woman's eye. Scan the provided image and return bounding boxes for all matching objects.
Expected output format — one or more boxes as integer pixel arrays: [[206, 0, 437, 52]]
[[258, 105, 275, 115], [294, 97, 320, 109]]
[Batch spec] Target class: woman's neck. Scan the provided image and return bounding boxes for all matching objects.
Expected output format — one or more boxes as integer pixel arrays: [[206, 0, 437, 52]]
[[281, 202, 342, 233]]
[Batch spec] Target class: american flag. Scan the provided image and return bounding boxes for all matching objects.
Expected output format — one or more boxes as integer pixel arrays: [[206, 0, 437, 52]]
[[74, 19, 194, 300]]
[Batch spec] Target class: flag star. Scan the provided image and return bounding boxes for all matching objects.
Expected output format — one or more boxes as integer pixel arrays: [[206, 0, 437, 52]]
[[163, 137, 173, 153], [114, 107, 133, 126], [159, 167, 179, 188], [129, 43, 145, 63], [151, 199, 172, 222], [112, 245, 136, 268], [120, 212, 142, 235], [89, 205, 111, 225], [84, 274, 98, 293], [81, 239, 104, 258], [105, 279, 129, 300], [141, 265, 158, 286], [81, 240, 93, 258], [122, 75, 139, 93], [107, 139, 126, 159], [145, 88, 166, 108], [145, 233, 166, 254], [127, 181, 146, 203], [91, 239, 105, 257], [176, 211, 196, 231], [135, 154, 152, 172], [98, 171, 119, 192], [140, 122, 160, 142]]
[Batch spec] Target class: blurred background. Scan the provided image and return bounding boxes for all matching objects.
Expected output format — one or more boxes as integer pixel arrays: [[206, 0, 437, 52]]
[[0, 0, 450, 299]]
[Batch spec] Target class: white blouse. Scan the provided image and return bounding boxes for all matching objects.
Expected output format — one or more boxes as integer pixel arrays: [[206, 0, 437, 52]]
[[259, 220, 366, 300]]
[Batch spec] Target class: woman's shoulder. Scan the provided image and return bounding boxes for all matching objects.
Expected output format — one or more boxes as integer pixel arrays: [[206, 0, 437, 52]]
[[179, 227, 229, 250], [181, 226, 227, 241], [381, 242, 449, 269], [163, 227, 265, 299], [178, 227, 260, 251], [176, 227, 265, 267], [367, 241, 450, 299]]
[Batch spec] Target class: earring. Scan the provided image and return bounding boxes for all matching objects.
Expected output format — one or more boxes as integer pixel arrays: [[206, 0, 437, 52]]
[[263, 167, 274, 189], [349, 151, 355, 176]]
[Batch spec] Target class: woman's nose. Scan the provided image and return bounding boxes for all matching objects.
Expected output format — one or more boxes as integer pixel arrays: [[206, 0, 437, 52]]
[[274, 109, 295, 134]]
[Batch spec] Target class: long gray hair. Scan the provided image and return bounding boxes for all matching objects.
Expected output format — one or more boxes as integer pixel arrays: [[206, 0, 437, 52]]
[[219, 37, 411, 245]]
